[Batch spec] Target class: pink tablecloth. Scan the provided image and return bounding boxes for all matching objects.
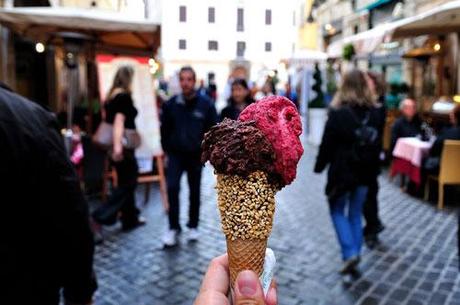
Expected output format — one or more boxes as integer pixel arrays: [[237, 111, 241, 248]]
[[392, 137, 432, 167], [390, 137, 433, 186]]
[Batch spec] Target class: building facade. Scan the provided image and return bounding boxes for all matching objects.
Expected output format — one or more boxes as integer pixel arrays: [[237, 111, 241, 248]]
[[161, 0, 298, 101], [314, 0, 457, 102]]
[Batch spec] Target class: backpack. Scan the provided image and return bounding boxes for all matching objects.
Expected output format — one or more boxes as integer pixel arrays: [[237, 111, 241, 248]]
[[348, 107, 380, 167]]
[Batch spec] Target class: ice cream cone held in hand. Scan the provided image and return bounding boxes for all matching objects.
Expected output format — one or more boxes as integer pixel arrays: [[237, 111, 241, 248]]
[[202, 96, 303, 286]]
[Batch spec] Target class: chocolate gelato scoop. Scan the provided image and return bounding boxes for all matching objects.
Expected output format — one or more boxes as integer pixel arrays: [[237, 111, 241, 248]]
[[201, 119, 279, 182]]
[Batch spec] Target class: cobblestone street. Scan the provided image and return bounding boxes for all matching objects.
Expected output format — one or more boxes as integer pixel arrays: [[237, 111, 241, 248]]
[[92, 143, 460, 305]]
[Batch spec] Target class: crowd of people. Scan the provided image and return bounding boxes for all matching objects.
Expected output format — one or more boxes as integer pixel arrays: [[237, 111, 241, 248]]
[[1, 61, 459, 304]]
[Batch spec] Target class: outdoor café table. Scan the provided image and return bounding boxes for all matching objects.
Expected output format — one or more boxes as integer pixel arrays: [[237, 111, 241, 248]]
[[390, 137, 433, 186]]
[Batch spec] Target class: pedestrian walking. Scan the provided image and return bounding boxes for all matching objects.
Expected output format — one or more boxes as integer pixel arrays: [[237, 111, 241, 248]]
[[92, 66, 145, 231], [314, 69, 384, 280], [161, 66, 218, 247], [0, 87, 97, 304], [363, 72, 387, 248], [220, 78, 254, 121]]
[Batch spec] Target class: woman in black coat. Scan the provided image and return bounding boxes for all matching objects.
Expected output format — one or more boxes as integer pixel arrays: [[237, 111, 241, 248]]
[[220, 78, 254, 121], [314, 69, 384, 277]]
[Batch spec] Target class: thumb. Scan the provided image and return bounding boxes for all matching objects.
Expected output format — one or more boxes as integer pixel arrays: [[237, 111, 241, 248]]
[[233, 270, 265, 305]]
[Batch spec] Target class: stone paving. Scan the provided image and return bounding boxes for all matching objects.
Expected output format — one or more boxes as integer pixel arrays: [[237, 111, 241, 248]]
[[91, 143, 460, 305]]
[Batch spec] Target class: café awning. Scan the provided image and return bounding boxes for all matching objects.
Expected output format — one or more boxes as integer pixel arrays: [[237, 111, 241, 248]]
[[391, 0, 460, 38], [327, 23, 395, 58], [287, 49, 328, 67], [0, 6, 161, 55], [327, 0, 460, 58]]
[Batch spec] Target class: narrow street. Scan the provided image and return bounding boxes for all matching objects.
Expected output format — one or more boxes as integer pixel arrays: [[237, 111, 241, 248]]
[[92, 143, 460, 305]]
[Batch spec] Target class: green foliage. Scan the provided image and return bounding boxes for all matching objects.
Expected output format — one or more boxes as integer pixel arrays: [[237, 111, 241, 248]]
[[342, 43, 356, 61], [309, 63, 325, 108], [326, 62, 337, 94]]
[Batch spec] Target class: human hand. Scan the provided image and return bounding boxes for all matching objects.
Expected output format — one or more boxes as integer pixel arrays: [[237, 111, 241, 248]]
[[111, 145, 123, 162], [194, 254, 277, 305]]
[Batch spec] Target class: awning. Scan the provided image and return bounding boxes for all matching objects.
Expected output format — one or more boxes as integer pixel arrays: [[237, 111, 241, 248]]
[[362, 0, 394, 11], [287, 49, 328, 67], [0, 7, 161, 55], [327, 0, 460, 58], [327, 23, 395, 58], [391, 0, 460, 38]]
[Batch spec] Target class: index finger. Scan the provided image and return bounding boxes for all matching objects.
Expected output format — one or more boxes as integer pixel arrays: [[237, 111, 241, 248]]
[[199, 254, 230, 295]]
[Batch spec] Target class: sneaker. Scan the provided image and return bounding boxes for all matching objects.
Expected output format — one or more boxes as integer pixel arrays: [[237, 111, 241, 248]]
[[187, 228, 200, 242], [340, 256, 360, 275], [163, 229, 178, 248]]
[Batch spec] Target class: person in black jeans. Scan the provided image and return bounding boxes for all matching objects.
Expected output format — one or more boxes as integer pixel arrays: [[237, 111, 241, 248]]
[[161, 66, 217, 247], [363, 72, 386, 248], [93, 66, 144, 231], [0, 86, 97, 304]]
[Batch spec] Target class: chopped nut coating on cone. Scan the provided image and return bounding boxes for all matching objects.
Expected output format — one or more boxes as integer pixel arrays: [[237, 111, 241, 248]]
[[216, 171, 276, 241]]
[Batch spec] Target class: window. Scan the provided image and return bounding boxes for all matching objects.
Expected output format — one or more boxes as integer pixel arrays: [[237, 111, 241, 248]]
[[208, 7, 215, 23], [265, 42, 272, 52], [237, 8, 244, 32], [208, 40, 218, 51], [265, 9, 272, 25], [179, 39, 186, 50], [237, 41, 246, 57], [179, 5, 186, 22], [351, 0, 356, 11]]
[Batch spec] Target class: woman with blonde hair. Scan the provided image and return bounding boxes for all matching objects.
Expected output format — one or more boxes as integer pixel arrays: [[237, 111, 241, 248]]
[[93, 66, 145, 231], [314, 69, 384, 280]]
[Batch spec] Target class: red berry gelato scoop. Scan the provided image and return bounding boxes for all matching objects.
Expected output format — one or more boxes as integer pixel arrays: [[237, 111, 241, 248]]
[[239, 96, 303, 186]]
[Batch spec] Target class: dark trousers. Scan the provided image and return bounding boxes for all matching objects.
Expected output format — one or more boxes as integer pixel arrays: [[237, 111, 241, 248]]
[[363, 177, 383, 236], [166, 154, 202, 230], [93, 150, 139, 226], [113, 150, 139, 226]]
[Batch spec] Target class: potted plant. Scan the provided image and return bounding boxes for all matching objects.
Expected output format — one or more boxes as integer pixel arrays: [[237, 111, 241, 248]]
[[308, 63, 327, 146], [342, 43, 355, 61], [325, 61, 337, 105], [342, 43, 356, 71]]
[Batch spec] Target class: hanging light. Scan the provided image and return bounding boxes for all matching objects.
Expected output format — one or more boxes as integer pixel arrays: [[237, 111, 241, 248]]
[[433, 43, 441, 51], [35, 42, 45, 53]]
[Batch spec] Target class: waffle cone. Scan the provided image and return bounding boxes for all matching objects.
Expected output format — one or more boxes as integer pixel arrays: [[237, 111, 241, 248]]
[[227, 238, 267, 285]]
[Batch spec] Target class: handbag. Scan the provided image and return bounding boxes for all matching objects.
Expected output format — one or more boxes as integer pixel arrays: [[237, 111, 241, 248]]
[[93, 121, 141, 150]]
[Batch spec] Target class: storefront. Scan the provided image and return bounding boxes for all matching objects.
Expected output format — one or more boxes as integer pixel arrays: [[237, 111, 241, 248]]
[[0, 6, 161, 131]]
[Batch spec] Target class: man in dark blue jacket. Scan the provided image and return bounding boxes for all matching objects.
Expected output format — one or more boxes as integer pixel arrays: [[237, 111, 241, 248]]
[[161, 66, 217, 247], [0, 86, 97, 304]]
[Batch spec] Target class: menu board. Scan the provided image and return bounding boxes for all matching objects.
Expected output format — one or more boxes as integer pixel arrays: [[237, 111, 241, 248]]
[[96, 55, 162, 172]]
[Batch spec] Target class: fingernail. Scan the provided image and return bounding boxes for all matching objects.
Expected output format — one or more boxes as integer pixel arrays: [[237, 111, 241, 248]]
[[267, 286, 277, 302], [237, 271, 258, 297]]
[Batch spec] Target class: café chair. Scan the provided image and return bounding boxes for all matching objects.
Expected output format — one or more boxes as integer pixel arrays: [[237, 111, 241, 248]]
[[424, 140, 460, 209]]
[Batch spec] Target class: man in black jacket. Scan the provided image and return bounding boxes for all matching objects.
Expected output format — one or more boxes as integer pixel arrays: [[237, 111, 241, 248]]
[[161, 66, 217, 247], [0, 87, 97, 304]]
